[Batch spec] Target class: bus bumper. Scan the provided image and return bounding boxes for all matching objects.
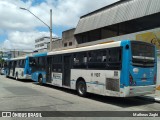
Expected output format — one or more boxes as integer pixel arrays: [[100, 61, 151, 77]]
[[24, 74, 32, 80], [121, 85, 156, 97]]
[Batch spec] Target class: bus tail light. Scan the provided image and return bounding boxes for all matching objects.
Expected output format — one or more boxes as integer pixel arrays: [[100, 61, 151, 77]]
[[129, 74, 136, 86], [154, 74, 157, 84], [129, 74, 133, 85]]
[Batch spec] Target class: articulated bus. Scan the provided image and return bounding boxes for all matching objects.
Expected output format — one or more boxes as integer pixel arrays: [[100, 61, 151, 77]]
[[30, 52, 48, 83], [5, 56, 32, 80], [30, 40, 157, 97]]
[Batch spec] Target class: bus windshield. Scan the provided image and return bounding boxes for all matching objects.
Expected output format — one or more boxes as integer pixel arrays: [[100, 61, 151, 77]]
[[131, 41, 155, 67]]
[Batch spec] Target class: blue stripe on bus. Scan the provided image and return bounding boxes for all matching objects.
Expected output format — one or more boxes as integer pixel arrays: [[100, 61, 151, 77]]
[[86, 82, 104, 86], [71, 80, 104, 86]]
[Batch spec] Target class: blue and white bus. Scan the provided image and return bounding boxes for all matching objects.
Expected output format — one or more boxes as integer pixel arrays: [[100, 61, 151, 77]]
[[5, 56, 32, 80], [30, 40, 157, 97]]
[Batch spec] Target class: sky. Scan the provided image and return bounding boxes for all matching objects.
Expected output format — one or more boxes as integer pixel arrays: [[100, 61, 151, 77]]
[[0, 0, 118, 51]]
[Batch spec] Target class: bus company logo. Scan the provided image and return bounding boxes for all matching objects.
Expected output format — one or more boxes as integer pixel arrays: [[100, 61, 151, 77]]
[[133, 68, 139, 73], [2, 112, 11, 117]]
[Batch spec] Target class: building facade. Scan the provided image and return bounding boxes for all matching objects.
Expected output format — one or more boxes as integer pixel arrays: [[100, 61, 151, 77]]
[[48, 28, 77, 51], [62, 28, 77, 49], [35, 37, 50, 52], [47, 38, 62, 51], [0, 50, 31, 60], [74, 0, 160, 50]]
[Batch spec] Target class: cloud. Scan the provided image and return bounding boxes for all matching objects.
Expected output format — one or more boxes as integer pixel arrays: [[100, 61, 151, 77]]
[[2, 31, 57, 50], [50, 0, 119, 27], [0, 0, 118, 50], [0, 0, 118, 30], [0, 0, 35, 31]]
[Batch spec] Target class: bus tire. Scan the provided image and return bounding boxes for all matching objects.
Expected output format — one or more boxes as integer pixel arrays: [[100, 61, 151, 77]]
[[38, 75, 43, 85], [15, 72, 18, 80], [77, 80, 87, 97]]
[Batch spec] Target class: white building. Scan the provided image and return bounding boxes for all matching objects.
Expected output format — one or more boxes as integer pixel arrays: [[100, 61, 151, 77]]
[[35, 37, 63, 52], [35, 37, 50, 52], [0, 50, 32, 59]]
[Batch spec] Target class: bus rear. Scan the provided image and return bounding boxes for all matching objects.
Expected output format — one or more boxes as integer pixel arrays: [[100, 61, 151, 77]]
[[121, 41, 157, 97]]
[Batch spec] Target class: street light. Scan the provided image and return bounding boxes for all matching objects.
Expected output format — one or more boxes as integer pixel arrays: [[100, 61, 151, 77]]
[[20, 7, 53, 51]]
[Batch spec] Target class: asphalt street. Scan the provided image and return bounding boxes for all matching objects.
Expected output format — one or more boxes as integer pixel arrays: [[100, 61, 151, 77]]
[[0, 75, 160, 120]]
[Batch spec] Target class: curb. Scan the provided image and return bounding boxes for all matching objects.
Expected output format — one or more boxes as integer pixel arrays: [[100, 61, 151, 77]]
[[137, 96, 160, 103]]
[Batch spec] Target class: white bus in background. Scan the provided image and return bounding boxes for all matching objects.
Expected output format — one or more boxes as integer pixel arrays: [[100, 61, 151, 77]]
[[5, 56, 32, 80]]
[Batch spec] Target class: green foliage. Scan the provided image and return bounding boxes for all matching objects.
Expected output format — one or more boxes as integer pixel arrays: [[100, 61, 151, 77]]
[[0, 51, 4, 64], [0, 58, 4, 63]]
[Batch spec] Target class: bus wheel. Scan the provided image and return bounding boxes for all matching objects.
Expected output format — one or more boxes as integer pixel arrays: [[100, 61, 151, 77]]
[[77, 80, 87, 97], [15, 73, 18, 80], [38, 75, 43, 85]]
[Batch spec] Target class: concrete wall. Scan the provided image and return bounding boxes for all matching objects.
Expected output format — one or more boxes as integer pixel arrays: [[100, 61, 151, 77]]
[[62, 28, 77, 48], [50, 28, 77, 51], [52, 40, 62, 51]]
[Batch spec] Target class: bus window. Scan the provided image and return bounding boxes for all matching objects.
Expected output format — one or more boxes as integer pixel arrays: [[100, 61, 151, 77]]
[[11, 61, 14, 68], [29, 58, 36, 66], [19, 60, 25, 68], [39, 57, 44, 66], [88, 50, 106, 69], [131, 42, 155, 67], [53, 55, 62, 63], [107, 47, 122, 70], [73, 52, 87, 68], [52, 55, 62, 72], [35, 58, 39, 65], [16, 60, 19, 67], [23, 60, 26, 67], [102, 56, 106, 62], [83, 57, 87, 63]]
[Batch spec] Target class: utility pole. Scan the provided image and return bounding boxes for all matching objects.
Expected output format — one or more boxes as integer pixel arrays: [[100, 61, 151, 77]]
[[50, 9, 52, 51], [20, 8, 53, 51]]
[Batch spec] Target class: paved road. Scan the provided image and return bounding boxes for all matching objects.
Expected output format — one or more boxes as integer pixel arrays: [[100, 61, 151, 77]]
[[0, 75, 160, 120]]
